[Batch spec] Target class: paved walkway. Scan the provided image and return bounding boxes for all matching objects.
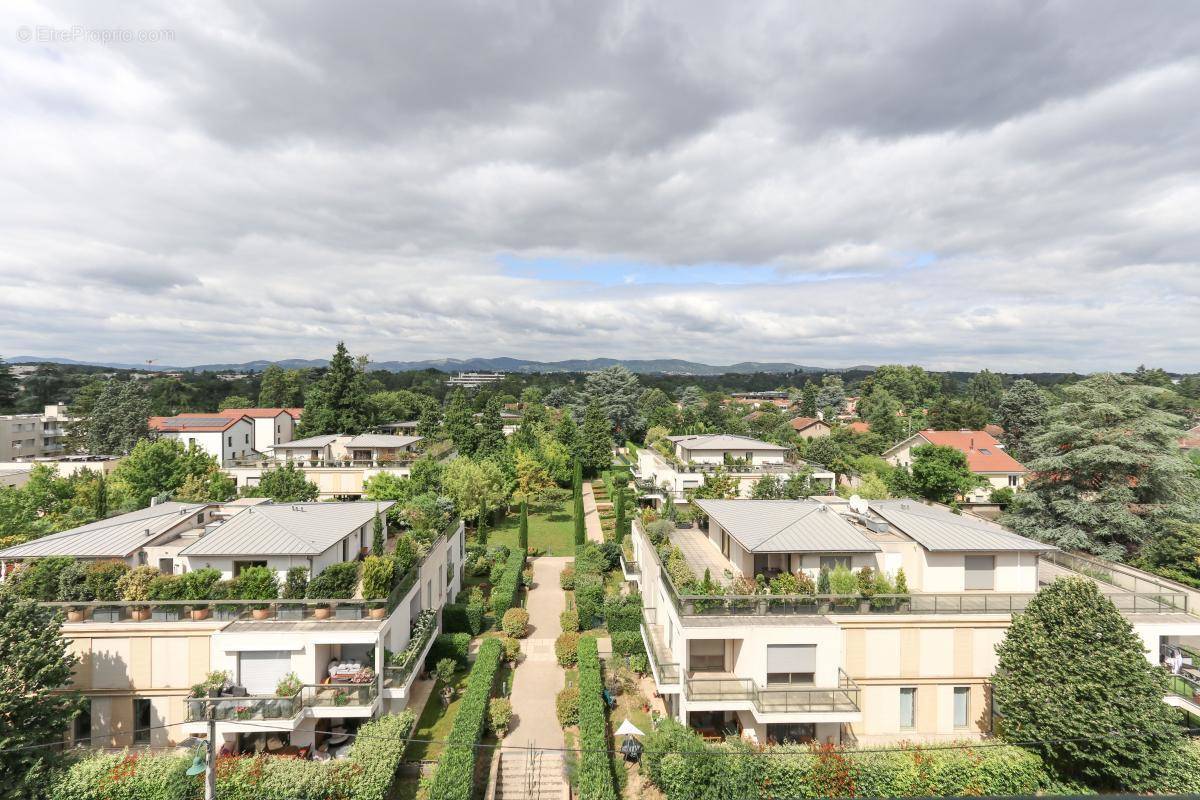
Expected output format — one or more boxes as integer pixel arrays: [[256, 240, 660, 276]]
[[580, 483, 604, 544], [506, 557, 571, 750]]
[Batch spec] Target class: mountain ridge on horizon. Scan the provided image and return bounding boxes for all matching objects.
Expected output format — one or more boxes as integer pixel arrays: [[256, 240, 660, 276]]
[[5, 354, 877, 376]]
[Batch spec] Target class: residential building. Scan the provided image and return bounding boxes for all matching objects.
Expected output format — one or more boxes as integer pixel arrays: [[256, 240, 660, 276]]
[[634, 434, 834, 504], [1180, 423, 1200, 451], [216, 408, 302, 453], [0, 404, 72, 461], [445, 371, 506, 389], [149, 413, 256, 465], [883, 430, 1027, 503], [626, 497, 1200, 747], [225, 434, 425, 499], [790, 417, 832, 439], [728, 392, 792, 410], [1, 501, 463, 754]]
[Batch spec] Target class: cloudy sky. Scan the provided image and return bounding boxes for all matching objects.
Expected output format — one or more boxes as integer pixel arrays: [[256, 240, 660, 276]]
[[2, 1, 1198, 372]]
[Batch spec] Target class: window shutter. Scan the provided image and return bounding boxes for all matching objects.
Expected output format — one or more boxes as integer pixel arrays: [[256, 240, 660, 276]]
[[766, 644, 815, 673], [964, 556, 995, 590]]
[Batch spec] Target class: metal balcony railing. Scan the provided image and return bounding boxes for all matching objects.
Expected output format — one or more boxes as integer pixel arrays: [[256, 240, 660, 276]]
[[185, 691, 302, 723], [685, 669, 861, 714], [302, 681, 378, 709]]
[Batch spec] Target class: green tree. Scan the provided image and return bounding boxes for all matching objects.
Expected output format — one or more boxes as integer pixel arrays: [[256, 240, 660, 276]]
[[416, 405, 442, 439], [926, 396, 989, 430], [368, 389, 435, 423], [799, 382, 819, 417], [965, 369, 1004, 414], [249, 463, 319, 502], [0, 356, 17, 412], [0, 599, 82, 796], [217, 394, 254, 411], [580, 401, 612, 475], [613, 488, 626, 544], [862, 386, 904, 443], [440, 457, 507, 521], [111, 438, 223, 507], [993, 578, 1181, 790], [583, 365, 645, 442], [639, 388, 678, 431], [555, 411, 581, 460], [750, 473, 784, 499], [573, 459, 586, 545], [1003, 374, 1200, 560], [79, 379, 152, 455], [892, 444, 981, 504], [815, 376, 846, 418], [518, 500, 528, 552], [297, 342, 373, 436], [443, 389, 478, 457], [997, 379, 1050, 463], [371, 506, 385, 556], [475, 396, 506, 458], [258, 364, 304, 407]]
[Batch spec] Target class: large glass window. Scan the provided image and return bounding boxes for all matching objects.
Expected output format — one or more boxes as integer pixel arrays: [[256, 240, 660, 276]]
[[133, 698, 152, 744], [233, 560, 266, 576], [73, 699, 91, 746], [820, 555, 851, 572], [899, 687, 916, 729], [688, 639, 725, 672], [954, 686, 970, 728], [964, 555, 996, 590]]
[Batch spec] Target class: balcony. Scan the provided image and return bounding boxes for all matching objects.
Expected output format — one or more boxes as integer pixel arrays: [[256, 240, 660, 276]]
[[384, 614, 437, 692], [641, 607, 681, 688], [185, 691, 303, 723], [684, 669, 861, 716], [302, 681, 378, 714]]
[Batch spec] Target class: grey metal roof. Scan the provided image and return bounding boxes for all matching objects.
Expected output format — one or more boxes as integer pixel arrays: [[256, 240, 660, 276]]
[[868, 500, 1055, 552], [667, 434, 790, 452], [695, 499, 880, 553], [179, 501, 395, 557], [344, 434, 422, 449], [274, 434, 340, 449], [0, 502, 210, 559]]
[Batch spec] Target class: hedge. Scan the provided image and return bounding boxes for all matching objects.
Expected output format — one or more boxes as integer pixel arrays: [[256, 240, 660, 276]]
[[576, 636, 618, 800], [574, 576, 604, 629], [555, 632, 580, 666], [443, 603, 483, 635], [609, 630, 644, 658], [52, 711, 417, 800], [427, 637, 504, 800], [426, 633, 472, 671], [489, 548, 526, 616], [603, 597, 640, 633]]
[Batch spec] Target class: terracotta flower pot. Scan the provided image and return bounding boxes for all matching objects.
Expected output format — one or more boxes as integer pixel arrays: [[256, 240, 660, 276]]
[[190, 608, 211, 620], [131, 607, 151, 621], [368, 606, 387, 619], [313, 607, 332, 620], [66, 608, 87, 623], [251, 608, 272, 620]]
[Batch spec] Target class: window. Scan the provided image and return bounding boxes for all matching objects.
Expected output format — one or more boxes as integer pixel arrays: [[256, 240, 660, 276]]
[[133, 698, 152, 744], [820, 555, 851, 572], [233, 560, 267, 576], [954, 686, 970, 728], [158, 558, 174, 574], [188, 437, 196, 448], [342, 538, 349, 562], [766, 644, 816, 685], [964, 555, 995, 590], [766, 722, 815, 745], [688, 639, 725, 672], [196, 513, 204, 524], [73, 698, 91, 746], [227, 435, 232, 446], [899, 687, 916, 729], [977, 448, 992, 455], [244, 433, 249, 444], [1008, 474, 1020, 487]]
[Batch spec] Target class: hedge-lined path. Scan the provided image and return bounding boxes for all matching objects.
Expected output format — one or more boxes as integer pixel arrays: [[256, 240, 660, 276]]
[[506, 556, 570, 751], [581, 483, 605, 544]]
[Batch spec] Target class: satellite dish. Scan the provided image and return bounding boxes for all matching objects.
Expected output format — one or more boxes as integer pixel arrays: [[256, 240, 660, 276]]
[[848, 494, 868, 514]]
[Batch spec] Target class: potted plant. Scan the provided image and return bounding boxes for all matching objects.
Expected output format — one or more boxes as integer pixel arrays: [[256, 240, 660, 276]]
[[307, 562, 360, 620], [360, 556, 393, 619], [279, 567, 308, 620], [856, 567, 876, 613], [180, 568, 221, 620], [236, 566, 279, 619], [502, 636, 521, 668], [210, 579, 241, 620], [434, 657, 457, 706], [84, 560, 130, 622], [274, 671, 303, 717], [894, 568, 911, 612], [147, 574, 185, 620], [117, 566, 161, 621], [828, 565, 859, 612], [57, 562, 94, 622]]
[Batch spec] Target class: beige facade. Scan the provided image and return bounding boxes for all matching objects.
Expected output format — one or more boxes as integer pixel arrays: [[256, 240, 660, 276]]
[[0, 404, 72, 461]]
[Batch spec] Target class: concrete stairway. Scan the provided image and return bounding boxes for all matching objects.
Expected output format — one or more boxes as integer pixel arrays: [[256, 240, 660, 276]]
[[496, 749, 567, 800]]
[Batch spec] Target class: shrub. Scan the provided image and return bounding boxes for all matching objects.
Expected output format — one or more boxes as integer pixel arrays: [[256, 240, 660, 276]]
[[556, 686, 580, 726], [276, 671, 303, 697], [282, 566, 309, 600], [146, 574, 184, 601], [502, 607, 530, 638], [576, 636, 618, 799], [307, 562, 358, 600], [361, 555, 394, 601], [488, 697, 513, 735], [560, 608, 580, 633], [574, 576, 604, 628], [598, 540, 622, 571], [490, 547, 525, 616], [236, 565, 279, 602], [117, 565, 160, 602], [559, 564, 576, 590], [57, 561, 94, 603], [828, 564, 858, 595], [434, 658, 457, 686], [10, 556, 74, 601], [393, 533, 419, 576], [180, 567, 222, 601], [426, 633, 471, 671], [84, 559, 129, 601], [501, 636, 521, 664], [427, 637, 503, 800], [555, 632, 580, 666], [602, 598, 640, 633], [575, 543, 608, 576], [442, 603, 473, 634], [610, 630, 644, 658], [645, 519, 674, 545], [629, 653, 649, 675]]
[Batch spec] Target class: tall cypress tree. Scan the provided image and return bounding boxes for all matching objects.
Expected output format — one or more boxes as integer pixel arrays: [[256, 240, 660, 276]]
[[371, 504, 384, 556], [477, 497, 488, 547], [613, 486, 626, 544], [0, 356, 17, 413], [573, 459, 586, 546], [298, 342, 373, 436], [518, 501, 528, 553], [581, 400, 613, 476]]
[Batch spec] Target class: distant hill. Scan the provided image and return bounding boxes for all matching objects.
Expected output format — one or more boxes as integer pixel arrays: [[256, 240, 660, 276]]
[[7, 355, 869, 376]]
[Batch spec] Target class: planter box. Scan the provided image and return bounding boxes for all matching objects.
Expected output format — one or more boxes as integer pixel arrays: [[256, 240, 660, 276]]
[[152, 609, 182, 622], [92, 607, 121, 623], [277, 606, 304, 621], [334, 606, 363, 620]]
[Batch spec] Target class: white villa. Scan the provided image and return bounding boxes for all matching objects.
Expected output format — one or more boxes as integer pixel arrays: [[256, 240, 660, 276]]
[[149, 413, 257, 465]]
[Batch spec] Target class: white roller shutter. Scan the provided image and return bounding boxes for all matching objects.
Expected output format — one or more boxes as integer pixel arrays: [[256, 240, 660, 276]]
[[239, 651, 292, 694], [766, 644, 816, 674]]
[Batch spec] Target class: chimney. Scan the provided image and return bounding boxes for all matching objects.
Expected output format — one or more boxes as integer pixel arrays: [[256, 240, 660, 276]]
[[969, 437, 974, 450]]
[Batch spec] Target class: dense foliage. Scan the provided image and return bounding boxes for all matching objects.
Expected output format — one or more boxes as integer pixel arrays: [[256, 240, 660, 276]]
[[489, 547, 526, 616], [575, 636, 617, 800], [426, 637, 503, 800]]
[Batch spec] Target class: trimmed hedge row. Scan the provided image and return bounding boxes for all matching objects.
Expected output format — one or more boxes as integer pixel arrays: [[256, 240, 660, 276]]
[[576, 636, 618, 800], [426, 633, 471, 671], [52, 710, 417, 800], [603, 596, 640, 633], [609, 630, 644, 658], [427, 637, 504, 800], [443, 603, 483, 636], [490, 548, 526, 616]]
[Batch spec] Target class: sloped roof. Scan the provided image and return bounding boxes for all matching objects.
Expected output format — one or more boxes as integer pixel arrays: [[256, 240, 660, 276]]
[[180, 501, 394, 557], [667, 434, 790, 452], [845, 421, 871, 434], [790, 417, 830, 432], [695, 499, 880, 553], [868, 500, 1053, 552], [219, 408, 293, 419], [344, 434, 422, 449], [149, 414, 251, 433], [889, 430, 1027, 474], [0, 502, 210, 558], [274, 434, 340, 449]]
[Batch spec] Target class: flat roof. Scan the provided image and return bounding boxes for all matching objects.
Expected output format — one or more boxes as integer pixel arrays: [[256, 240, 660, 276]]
[[667, 434, 790, 452]]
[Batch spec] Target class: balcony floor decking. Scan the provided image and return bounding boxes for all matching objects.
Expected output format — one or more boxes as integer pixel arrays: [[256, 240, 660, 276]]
[[671, 527, 740, 584], [222, 618, 384, 633], [1038, 559, 1124, 593]]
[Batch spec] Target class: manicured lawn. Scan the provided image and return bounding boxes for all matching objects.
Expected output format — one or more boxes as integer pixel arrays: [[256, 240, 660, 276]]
[[406, 670, 471, 762], [487, 499, 577, 556]]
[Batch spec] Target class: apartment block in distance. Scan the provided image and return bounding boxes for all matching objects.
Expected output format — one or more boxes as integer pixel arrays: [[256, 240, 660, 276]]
[[0, 403, 72, 461], [0, 500, 463, 756], [626, 496, 1200, 746]]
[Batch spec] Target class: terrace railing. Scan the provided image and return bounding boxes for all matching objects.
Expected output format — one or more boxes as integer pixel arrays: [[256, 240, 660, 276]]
[[685, 669, 861, 714], [185, 691, 303, 723], [384, 619, 437, 689], [1044, 550, 1196, 614], [641, 607, 681, 686], [302, 681, 378, 709]]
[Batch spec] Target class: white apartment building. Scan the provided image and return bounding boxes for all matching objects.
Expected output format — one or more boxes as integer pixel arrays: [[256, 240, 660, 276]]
[[226, 434, 425, 500], [0, 403, 72, 461], [627, 497, 1200, 747], [445, 371, 506, 389], [635, 433, 834, 504], [0, 501, 463, 755], [216, 407, 302, 454], [149, 413, 256, 465]]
